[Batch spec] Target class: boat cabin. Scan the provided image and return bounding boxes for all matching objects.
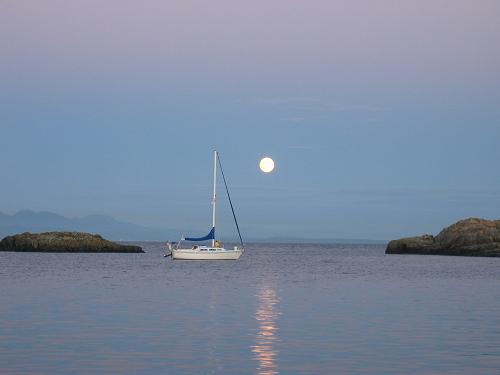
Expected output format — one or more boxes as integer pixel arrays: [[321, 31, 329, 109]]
[[192, 245, 223, 252]]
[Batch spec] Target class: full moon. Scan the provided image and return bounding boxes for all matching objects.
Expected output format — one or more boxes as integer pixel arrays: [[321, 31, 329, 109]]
[[259, 157, 275, 173]]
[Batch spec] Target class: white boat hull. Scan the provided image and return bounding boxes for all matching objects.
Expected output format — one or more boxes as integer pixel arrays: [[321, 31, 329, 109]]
[[172, 248, 243, 260]]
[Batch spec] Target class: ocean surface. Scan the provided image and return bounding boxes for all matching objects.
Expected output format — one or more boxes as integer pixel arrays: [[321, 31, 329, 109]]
[[1, 243, 499, 374]]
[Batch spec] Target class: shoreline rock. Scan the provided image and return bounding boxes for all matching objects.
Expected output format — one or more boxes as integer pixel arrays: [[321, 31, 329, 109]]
[[0, 232, 144, 253], [386, 218, 500, 257]]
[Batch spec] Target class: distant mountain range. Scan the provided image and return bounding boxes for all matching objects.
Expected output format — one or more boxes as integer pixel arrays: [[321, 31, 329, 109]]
[[0, 210, 176, 241], [0, 210, 386, 244]]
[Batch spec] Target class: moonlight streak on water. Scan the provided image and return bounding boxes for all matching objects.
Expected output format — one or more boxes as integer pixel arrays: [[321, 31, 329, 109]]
[[252, 286, 280, 375]]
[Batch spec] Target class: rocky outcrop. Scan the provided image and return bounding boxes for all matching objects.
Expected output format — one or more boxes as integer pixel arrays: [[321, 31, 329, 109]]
[[0, 232, 144, 253], [386, 218, 500, 257]]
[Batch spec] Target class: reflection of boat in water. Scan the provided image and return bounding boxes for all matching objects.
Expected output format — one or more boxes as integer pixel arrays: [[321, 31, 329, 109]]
[[168, 150, 244, 260], [252, 286, 280, 375]]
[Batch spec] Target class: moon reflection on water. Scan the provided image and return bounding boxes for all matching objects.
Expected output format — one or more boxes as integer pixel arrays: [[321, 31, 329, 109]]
[[252, 286, 281, 375]]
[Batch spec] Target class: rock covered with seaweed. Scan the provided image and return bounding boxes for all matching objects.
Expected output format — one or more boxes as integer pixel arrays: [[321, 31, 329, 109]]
[[386, 218, 500, 257], [0, 232, 143, 253]]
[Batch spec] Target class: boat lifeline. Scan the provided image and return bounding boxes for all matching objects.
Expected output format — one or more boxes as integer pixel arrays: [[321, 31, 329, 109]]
[[168, 150, 244, 260]]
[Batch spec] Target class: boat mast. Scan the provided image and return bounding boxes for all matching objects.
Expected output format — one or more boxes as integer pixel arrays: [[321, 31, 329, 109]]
[[211, 150, 217, 247]]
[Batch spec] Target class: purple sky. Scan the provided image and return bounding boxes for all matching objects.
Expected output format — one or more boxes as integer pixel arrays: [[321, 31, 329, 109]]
[[3, 1, 499, 82]]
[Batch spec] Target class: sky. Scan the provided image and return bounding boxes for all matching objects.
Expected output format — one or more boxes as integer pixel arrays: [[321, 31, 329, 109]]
[[1, 0, 499, 240]]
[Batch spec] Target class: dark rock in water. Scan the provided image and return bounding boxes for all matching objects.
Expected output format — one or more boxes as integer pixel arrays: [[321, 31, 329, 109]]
[[386, 218, 500, 257], [0, 232, 144, 253]]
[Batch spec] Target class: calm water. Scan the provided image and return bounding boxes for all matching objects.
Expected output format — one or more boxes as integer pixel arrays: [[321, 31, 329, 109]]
[[1, 243, 499, 374]]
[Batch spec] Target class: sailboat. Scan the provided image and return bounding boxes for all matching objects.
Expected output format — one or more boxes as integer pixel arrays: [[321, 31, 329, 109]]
[[168, 150, 244, 260]]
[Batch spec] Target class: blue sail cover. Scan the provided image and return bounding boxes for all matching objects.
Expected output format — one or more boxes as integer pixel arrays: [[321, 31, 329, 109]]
[[184, 227, 215, 242]]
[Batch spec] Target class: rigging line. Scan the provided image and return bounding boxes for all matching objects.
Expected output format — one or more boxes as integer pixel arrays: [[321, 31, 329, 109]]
[[216, 152, 245, 250]]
